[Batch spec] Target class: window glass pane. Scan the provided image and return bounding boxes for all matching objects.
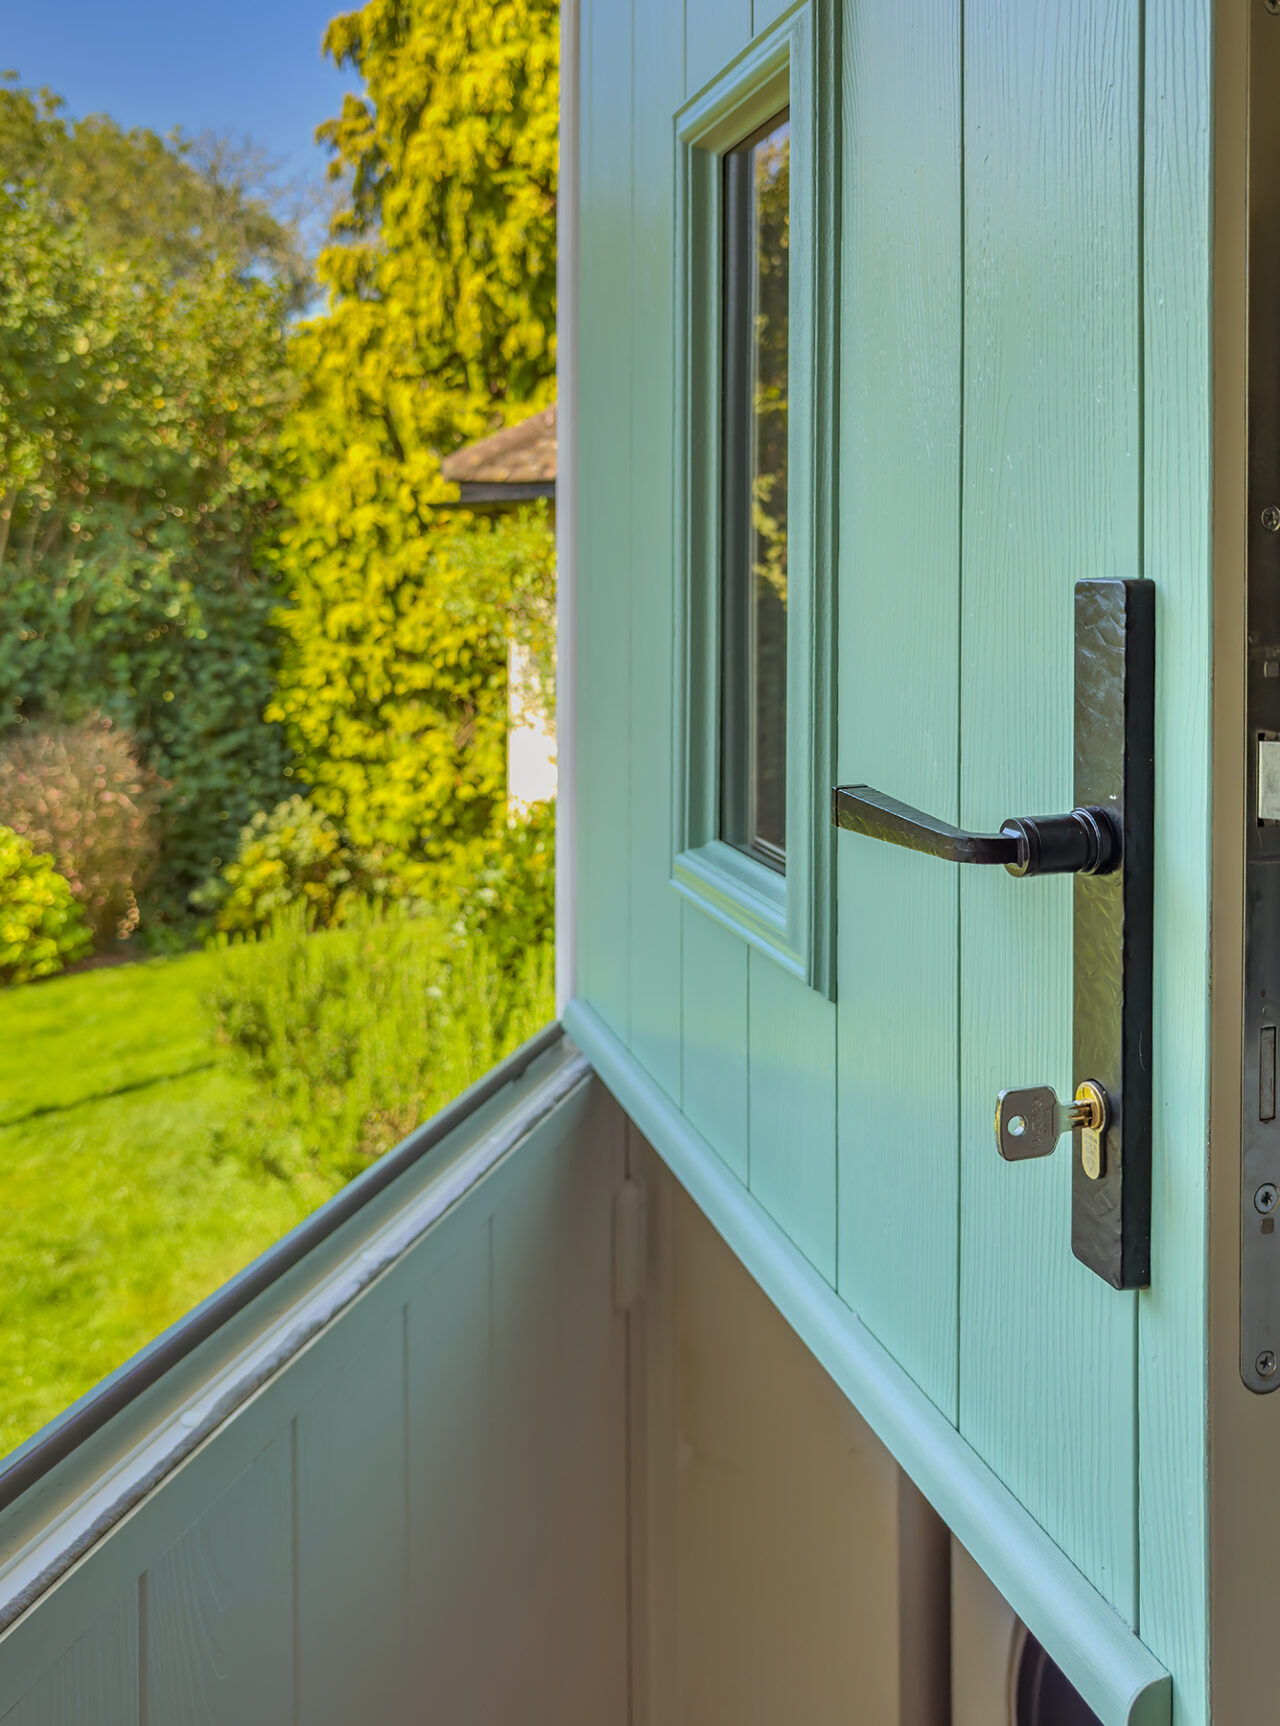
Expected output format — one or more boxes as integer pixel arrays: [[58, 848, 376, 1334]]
[[721, 112, 789, 871], [0, 11, 557, 1466]]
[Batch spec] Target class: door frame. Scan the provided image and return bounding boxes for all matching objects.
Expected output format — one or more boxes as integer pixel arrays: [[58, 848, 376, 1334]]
[[555, 0, 581, 1016], [1208, 3, 1280, 1720]]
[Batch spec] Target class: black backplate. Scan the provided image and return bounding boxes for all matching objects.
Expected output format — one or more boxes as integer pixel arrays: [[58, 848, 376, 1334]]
[[1072, 578, 1155, 1289]]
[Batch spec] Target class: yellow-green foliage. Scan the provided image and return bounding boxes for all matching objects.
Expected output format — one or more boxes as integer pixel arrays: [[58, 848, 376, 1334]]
[[198, 795, 372, 936], [271, 0, 558, 868], [312, 0, 557, 448], [0, 825, 91, 984]]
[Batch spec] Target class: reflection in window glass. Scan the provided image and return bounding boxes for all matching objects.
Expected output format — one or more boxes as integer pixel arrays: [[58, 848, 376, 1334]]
[[721, 111, 789, 872], [0, 10, 557, 1463]]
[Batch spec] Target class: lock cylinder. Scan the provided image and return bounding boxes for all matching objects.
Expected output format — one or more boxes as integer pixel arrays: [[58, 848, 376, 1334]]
[[995, 1080, 1109, 1178]]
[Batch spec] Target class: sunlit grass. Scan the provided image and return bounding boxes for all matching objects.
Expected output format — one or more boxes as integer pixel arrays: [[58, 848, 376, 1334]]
[[0, 955, 312, 1458], [0, 926, 555, 1462]]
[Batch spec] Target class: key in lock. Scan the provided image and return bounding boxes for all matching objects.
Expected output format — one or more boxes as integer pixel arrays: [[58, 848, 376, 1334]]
[[995, 1081, 1109, 1180]]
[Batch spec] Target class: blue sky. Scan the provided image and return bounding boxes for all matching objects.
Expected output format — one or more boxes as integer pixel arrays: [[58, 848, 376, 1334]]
[[0, 0, 361, 187]]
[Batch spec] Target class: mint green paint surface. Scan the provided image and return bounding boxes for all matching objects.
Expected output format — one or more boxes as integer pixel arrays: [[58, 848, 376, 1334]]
[[681, 906, 749, 1180], [834, 0, 962, 1421], [576, 0, 634, 1041], [627, 0, 685, 1101], [748, 954, 836, 1281], [685, 0, 749, 97], [957, 0, 1141, 1618], [1137, 3, 1212, 1720], [572, 0, 1212, 1717]]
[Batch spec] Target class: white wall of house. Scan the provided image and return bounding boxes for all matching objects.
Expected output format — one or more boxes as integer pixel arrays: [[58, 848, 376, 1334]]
[[507, 638, 557, 811]]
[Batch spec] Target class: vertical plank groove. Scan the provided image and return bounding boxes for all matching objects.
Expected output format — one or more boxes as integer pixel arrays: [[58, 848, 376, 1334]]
[[577, 0, 635, 1037], [404, 1225, 495, 1720], [685, 0, 751, 98], [294, 1317, 409, 1726], [484, 1090, 630, 1723], [145, 1439, 293, 1726], [289, 1418, 299, 1726], [0, 1593, 138, 1726], [958, 0, 1141, 1613], [748, 955, 837, 1282], [628, 0, 685, 1099], [954, 0, 967, 1435], [137, 1573, 148, 1726], [681, 908, 750, 1181], [834, 0, 963, 1418]]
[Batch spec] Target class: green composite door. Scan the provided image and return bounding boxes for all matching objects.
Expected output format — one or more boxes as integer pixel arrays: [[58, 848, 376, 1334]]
[[836, 0, 1164, 1625], [575, 0, 1208, 1699]]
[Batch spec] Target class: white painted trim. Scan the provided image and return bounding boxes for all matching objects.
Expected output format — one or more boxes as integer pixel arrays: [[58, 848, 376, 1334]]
[[555, 0, 580, 1014], [0, 1046, 591, 1634], [563, 995, 1171, 1726]]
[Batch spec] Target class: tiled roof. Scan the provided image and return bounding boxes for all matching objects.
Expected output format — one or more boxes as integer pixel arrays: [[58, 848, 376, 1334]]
[[441, 405, 556, 496]]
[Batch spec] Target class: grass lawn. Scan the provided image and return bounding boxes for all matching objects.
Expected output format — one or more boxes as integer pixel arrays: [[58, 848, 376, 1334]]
[[0, 954, 315, 1459]]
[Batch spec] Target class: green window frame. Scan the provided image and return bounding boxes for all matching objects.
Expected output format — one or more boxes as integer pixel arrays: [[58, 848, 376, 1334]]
[[671, 1, 836, 998]]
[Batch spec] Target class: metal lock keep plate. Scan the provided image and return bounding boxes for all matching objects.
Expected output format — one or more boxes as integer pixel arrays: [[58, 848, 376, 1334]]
[[1242, 11, 1280, 1391]]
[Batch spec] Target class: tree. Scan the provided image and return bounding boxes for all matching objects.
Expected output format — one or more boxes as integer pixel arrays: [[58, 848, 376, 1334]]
[[0, 98, 299, 917], [0, 73, 311, 302], [269, 0, 558, 870]]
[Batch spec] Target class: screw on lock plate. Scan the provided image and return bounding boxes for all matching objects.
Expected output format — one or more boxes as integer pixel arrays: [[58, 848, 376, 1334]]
[[995, 1081, 1109, 1178]]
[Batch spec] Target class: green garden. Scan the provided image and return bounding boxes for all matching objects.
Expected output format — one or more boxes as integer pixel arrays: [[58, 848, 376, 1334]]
[[0, 0, 559, 1457]]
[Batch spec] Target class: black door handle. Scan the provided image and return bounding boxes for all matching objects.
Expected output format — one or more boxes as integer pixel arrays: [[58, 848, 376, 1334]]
[[830, 581, 1153, 1293], [830, 784, 1120, 878]]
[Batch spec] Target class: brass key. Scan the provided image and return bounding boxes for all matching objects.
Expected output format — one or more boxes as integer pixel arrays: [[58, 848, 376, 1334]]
[[995, 1081, 1109, 1180]]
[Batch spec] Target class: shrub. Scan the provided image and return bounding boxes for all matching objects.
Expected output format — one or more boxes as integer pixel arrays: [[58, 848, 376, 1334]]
[[206, 900, 554, 1188], [200, 793, 555, 961], [0, 826, 92, 985], [0, 716, 161, 948], [442, 801, 555, 972], [196, 796, 376, 936]]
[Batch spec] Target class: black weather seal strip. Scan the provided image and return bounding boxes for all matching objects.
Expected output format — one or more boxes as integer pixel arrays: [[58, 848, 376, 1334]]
[[0, 1020, 564, 1515]]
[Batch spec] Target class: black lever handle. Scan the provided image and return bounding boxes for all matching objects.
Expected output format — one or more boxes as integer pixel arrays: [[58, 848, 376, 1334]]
[[831, 784, 1120, 878]]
